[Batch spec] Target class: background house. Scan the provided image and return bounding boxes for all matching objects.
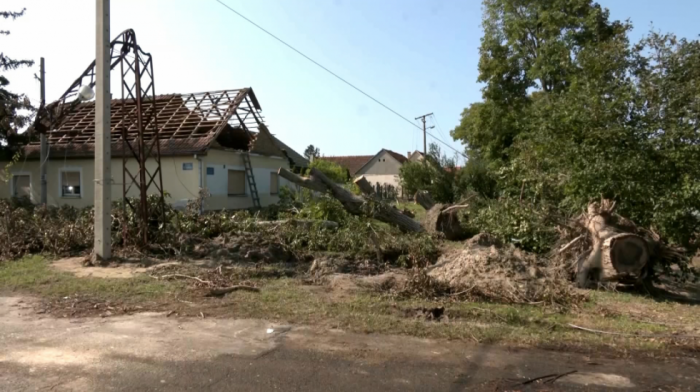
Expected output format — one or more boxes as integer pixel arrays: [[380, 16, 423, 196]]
[[322, 149, 407, 188], [407, 150, 425, 162], [0, 88, 303, 211]]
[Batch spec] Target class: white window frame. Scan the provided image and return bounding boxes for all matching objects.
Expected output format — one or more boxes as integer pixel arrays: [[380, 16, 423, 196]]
[[10, 171, 32, 201], [58, 167, 83, 198]]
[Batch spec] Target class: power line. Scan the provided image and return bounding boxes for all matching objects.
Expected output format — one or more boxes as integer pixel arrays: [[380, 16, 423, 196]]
[[430, 114, 449, 144], [212, 0, 467, 158]]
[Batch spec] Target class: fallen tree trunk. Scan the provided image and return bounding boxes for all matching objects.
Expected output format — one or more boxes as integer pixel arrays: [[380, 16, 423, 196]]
[[353, 176, 375, 196], [255, 219, 339, 230], [279, 168, 423, 232], [414, 191, 435, 210], [413, 191, 468, 241], [573, 198, 684, 288]]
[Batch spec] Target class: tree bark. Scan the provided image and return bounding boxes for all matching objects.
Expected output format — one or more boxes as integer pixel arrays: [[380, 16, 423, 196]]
[[576, 200, 651, 287], [414, 191, 435, 210], [278, 168, 424, 233], [353, 176, 375, 195], [255, 219, 339, 230]]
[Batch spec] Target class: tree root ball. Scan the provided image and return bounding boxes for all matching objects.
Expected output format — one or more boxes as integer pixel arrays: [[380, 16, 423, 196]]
[[422, 203, 466, 241]]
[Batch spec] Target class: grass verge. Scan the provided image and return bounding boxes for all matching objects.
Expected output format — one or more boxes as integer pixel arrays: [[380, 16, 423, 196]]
[[1, 256, 698, 358]]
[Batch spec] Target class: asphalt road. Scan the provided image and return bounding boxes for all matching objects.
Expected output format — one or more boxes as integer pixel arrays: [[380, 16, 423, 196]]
[[1, 297, 698, 391]]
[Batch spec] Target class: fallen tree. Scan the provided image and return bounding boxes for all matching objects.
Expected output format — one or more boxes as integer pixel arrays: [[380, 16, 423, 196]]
[[557, 198, 690, 288], [278, 168, 423, 232]]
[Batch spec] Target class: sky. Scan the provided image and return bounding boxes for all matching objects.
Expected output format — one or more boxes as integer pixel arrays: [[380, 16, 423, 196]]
[[3, 0, 700, 165]]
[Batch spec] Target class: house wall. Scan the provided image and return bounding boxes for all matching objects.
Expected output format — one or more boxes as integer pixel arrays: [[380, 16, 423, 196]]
[[0, 156, 200, 209], [355, 150, 402, 188], [0, 150, 292, 211], [201, 149, 292, 211]]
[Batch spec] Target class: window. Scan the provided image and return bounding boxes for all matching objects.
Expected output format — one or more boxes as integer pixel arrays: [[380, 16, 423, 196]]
[[270, 172, 279, 195], [182, 162, 193, 170], [11, 174, 30, 199], [227, 170, 246, 196], [206, 167, 215, 175], [60, 170, 81, 197]]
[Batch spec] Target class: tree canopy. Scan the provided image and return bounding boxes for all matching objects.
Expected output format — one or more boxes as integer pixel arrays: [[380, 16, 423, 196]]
[[303, 145, 320, 160], [450, 0, 700, 247], [0, 9, 34, 156]]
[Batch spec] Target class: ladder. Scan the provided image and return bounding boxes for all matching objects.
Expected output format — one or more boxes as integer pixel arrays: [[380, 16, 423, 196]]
[[242, 152, 261, 209]]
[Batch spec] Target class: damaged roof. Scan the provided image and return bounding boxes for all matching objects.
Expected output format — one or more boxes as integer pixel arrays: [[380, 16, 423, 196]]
[[24, 89, 285, 159]]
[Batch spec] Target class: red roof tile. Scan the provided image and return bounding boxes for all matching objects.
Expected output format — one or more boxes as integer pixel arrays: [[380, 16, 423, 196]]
[[385, 150, 407, 164]]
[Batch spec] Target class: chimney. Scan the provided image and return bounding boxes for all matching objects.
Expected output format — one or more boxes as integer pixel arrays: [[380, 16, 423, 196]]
[[407, 151, 411, 158]]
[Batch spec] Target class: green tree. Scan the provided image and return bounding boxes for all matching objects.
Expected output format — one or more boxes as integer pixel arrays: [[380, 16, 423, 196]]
[[451, 0, 700, 247], [0, 9, 34, 157], [303, 144, 320, 160], [309, 159, 348, 184], [451, 0, 628, 165], [399, 143, 457, 203]]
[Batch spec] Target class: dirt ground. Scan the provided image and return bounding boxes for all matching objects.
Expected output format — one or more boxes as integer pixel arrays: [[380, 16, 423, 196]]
[[1, 296, 699, 391]]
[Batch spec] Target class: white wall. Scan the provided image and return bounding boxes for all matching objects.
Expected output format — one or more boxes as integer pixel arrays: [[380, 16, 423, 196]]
[[355, 150, 403, 188], [202, 149, 293, 210]]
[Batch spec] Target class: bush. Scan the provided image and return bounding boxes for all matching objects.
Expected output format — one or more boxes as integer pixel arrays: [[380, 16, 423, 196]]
[[308, 159, 349, 183], [466, 197, 560, 254]]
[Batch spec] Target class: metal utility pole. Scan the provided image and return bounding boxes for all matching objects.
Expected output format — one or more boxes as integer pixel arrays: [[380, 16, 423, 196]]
[[415, 113, 434, 157], [94, 0, 111, 262], [39, 58, 47, 206]]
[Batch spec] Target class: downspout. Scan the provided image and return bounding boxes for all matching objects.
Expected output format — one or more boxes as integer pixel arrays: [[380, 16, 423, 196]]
[[195, 154, 203, 214]]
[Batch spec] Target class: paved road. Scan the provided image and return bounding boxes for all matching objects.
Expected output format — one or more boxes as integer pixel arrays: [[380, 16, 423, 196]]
[[0, 297, 698, 391]]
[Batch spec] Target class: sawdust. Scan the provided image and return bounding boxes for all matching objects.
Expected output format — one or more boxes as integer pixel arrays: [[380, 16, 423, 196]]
[[427, 234, 585, 305], [52, 257, 148, 279]]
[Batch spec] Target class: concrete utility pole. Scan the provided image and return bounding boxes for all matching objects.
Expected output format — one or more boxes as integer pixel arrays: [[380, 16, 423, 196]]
[[39, 58, 47, 206], [94, 0, 111, 262], [415, 113, 434, 157]]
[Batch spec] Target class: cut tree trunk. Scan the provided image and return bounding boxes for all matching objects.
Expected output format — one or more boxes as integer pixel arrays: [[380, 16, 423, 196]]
[[278, 168, 423, 233], [353, 176, 375, 196], [602, 233, 650, 283], [576, 200, 651, 287]]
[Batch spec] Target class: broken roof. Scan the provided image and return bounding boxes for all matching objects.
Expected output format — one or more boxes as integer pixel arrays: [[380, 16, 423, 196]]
[[24, 89, 284, 158]]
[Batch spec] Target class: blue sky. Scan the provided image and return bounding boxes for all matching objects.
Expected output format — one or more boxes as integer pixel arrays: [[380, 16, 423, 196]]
[[3, 0, 699, 164]]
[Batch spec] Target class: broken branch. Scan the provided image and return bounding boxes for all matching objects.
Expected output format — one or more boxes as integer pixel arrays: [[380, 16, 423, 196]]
[[206, 285, 261, 297], [157, 274, 211, 285]]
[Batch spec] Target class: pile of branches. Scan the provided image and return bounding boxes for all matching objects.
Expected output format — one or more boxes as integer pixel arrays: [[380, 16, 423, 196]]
[[0, 191, 440, 269], [553, 198, 696, 288]]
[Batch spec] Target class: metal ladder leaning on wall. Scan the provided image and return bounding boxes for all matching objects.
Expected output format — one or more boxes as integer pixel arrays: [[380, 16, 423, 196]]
[[242, 152, 261, 209]]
